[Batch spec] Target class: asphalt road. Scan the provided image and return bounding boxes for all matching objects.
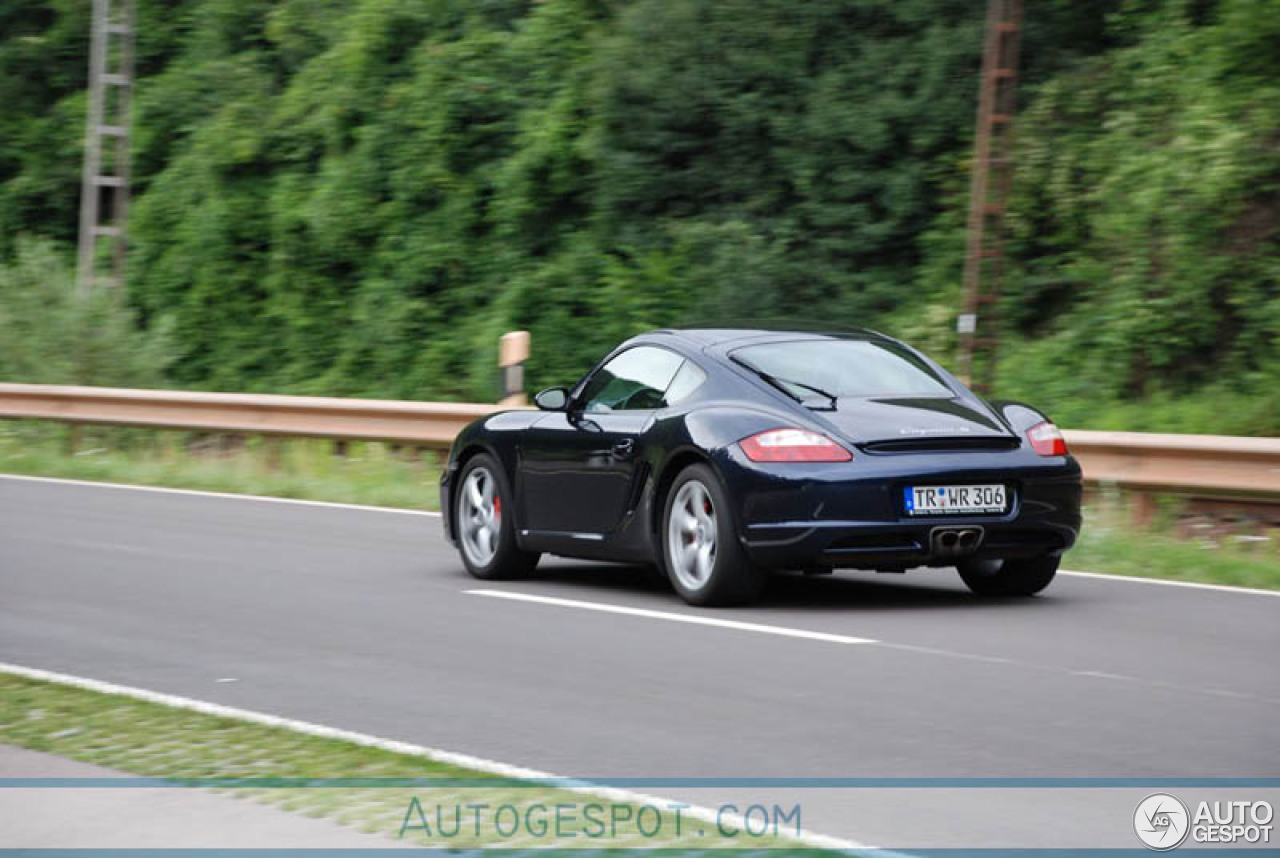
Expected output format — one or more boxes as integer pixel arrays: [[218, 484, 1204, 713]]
[[2, 475, 1278, 850]]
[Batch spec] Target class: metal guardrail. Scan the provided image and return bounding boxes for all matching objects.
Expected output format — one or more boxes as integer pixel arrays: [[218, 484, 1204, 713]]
[[2, 383, 1279, 501], [0, 383, 500, 449], [1063, 430, 1280, 497]]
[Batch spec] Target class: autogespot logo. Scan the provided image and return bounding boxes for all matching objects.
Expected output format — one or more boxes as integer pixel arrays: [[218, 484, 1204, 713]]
[[1135, 793, 1191, 851]]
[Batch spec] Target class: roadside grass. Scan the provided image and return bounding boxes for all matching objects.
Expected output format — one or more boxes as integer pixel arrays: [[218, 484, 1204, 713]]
[[0, 421, 441, 511], [0, 672, 814, 852], [2, 420, 1277, 590], [1065, 496, 1280, 590]]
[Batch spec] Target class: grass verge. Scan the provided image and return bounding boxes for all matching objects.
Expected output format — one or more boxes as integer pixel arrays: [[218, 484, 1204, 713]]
[[1, 421, 442, 510], [3, 421, 1277, 590], [1066, 497, 1279, 590], [0, 671, 817, 852]]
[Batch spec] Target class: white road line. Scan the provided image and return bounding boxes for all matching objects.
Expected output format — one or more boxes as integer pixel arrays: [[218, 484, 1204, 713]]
[[0, 473, 440, 516], [1067, 668, 1279, 704], [0, 661, 869, 854], [465, 591, 1273, 703], [466, 589, 879, 644], [4, 472, 1277, 599], [1060, 569, 1280, 597]]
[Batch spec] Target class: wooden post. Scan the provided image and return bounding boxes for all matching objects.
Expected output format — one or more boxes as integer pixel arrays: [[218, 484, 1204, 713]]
[[76, 0, 134, 293], [498, 330, 531, 407], [957, 0, 1023, 392]]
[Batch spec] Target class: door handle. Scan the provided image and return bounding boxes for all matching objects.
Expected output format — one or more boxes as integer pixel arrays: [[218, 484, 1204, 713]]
[[612, 438, 636, 459]]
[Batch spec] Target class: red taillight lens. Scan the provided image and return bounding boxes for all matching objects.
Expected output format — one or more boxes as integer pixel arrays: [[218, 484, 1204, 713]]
[[739, 428, 853, 463], [1027, 421, 1067, 457]]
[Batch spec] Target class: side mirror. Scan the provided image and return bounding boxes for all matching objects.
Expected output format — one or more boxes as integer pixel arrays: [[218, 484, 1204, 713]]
[[534, 387, 569, 411]]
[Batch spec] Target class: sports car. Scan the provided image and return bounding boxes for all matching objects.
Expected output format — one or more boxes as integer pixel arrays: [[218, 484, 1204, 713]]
[[441, 328, 1082, 605]]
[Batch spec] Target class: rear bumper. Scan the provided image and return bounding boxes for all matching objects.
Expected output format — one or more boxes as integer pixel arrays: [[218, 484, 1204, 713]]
[[743, 517, 1079, 569], [720, 447, 1083, 570]]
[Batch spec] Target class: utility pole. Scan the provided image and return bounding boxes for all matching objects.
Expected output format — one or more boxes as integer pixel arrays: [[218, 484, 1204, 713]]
[[957, 0, 1022, 394], [76, 0, 135, 295]]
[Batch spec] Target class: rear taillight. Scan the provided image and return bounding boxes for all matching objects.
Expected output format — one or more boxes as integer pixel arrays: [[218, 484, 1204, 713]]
[[1027, 421, 1067, 457], [739, 428, 853, 463]]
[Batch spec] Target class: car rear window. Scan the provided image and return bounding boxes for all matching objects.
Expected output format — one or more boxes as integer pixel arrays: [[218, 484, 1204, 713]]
[[731, 338, 952, 399]]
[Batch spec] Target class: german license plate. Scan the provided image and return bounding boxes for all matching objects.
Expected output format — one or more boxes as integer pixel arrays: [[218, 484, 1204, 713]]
[[905, 484, 1006, 516]]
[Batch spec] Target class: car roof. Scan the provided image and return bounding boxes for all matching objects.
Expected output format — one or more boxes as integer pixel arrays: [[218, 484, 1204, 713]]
[[649, 327, 889, 348]]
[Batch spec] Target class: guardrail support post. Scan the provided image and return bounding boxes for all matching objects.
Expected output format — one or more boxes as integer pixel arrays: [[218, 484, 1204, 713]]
[[1130, 490, 1157, 529], [264, 437, 282, 472], [498, 331, 531, 407]]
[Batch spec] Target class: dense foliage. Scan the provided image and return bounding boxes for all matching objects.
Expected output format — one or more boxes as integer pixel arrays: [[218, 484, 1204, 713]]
[[1, 0, 1276, 431], [0, 238, 174, 386]]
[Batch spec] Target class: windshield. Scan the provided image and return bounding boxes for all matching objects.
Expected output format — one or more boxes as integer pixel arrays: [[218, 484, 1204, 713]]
[[732, 338, 953, 399]]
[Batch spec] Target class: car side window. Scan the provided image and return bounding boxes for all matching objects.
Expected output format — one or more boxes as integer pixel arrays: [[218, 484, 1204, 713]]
[[663, 359, 707, 406], [579, 346, 685, 412]]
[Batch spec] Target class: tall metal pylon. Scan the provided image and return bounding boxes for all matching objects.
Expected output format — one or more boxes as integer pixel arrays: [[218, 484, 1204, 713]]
[[957, 0, 1022, 394], [76, 0, 135, 295]]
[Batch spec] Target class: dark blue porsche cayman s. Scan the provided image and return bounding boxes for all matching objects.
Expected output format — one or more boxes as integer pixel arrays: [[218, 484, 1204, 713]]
[[441, 328, 1082, 605]]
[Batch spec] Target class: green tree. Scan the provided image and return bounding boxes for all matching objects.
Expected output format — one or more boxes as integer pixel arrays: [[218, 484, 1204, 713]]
[[0, 0, 1276, 433]]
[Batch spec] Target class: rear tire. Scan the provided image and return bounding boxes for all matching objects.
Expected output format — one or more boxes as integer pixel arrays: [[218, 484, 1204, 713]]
[[957, 555, 1059, 596], [455, 454, 539, 580], [661, 463, 766, 606]]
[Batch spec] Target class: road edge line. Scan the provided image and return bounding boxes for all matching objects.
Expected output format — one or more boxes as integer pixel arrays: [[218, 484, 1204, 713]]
[[0, 473, 440, 517], [0, 661, 872, 854], [1059, 569, 1280, 597]]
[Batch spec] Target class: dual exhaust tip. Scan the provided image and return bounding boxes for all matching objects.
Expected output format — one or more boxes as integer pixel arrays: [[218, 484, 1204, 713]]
[[930, 526, 984, 557]]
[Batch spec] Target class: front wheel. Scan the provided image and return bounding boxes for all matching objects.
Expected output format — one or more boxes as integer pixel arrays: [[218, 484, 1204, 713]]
[[662, 464, 765, 606], [455, 454, 539, 580], [957, 555, 1059, 596]]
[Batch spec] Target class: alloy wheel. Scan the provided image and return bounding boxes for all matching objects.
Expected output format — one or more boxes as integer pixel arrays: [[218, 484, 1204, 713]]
[[667, 479, 717, 591], [459, 467, 501, 567]]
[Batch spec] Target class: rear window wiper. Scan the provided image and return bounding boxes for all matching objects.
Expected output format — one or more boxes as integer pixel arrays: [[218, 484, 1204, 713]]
[[733, 358, 839, 410]]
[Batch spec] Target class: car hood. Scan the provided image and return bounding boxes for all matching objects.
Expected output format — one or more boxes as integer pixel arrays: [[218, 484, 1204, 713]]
[[814, 397, 1014, 445]]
